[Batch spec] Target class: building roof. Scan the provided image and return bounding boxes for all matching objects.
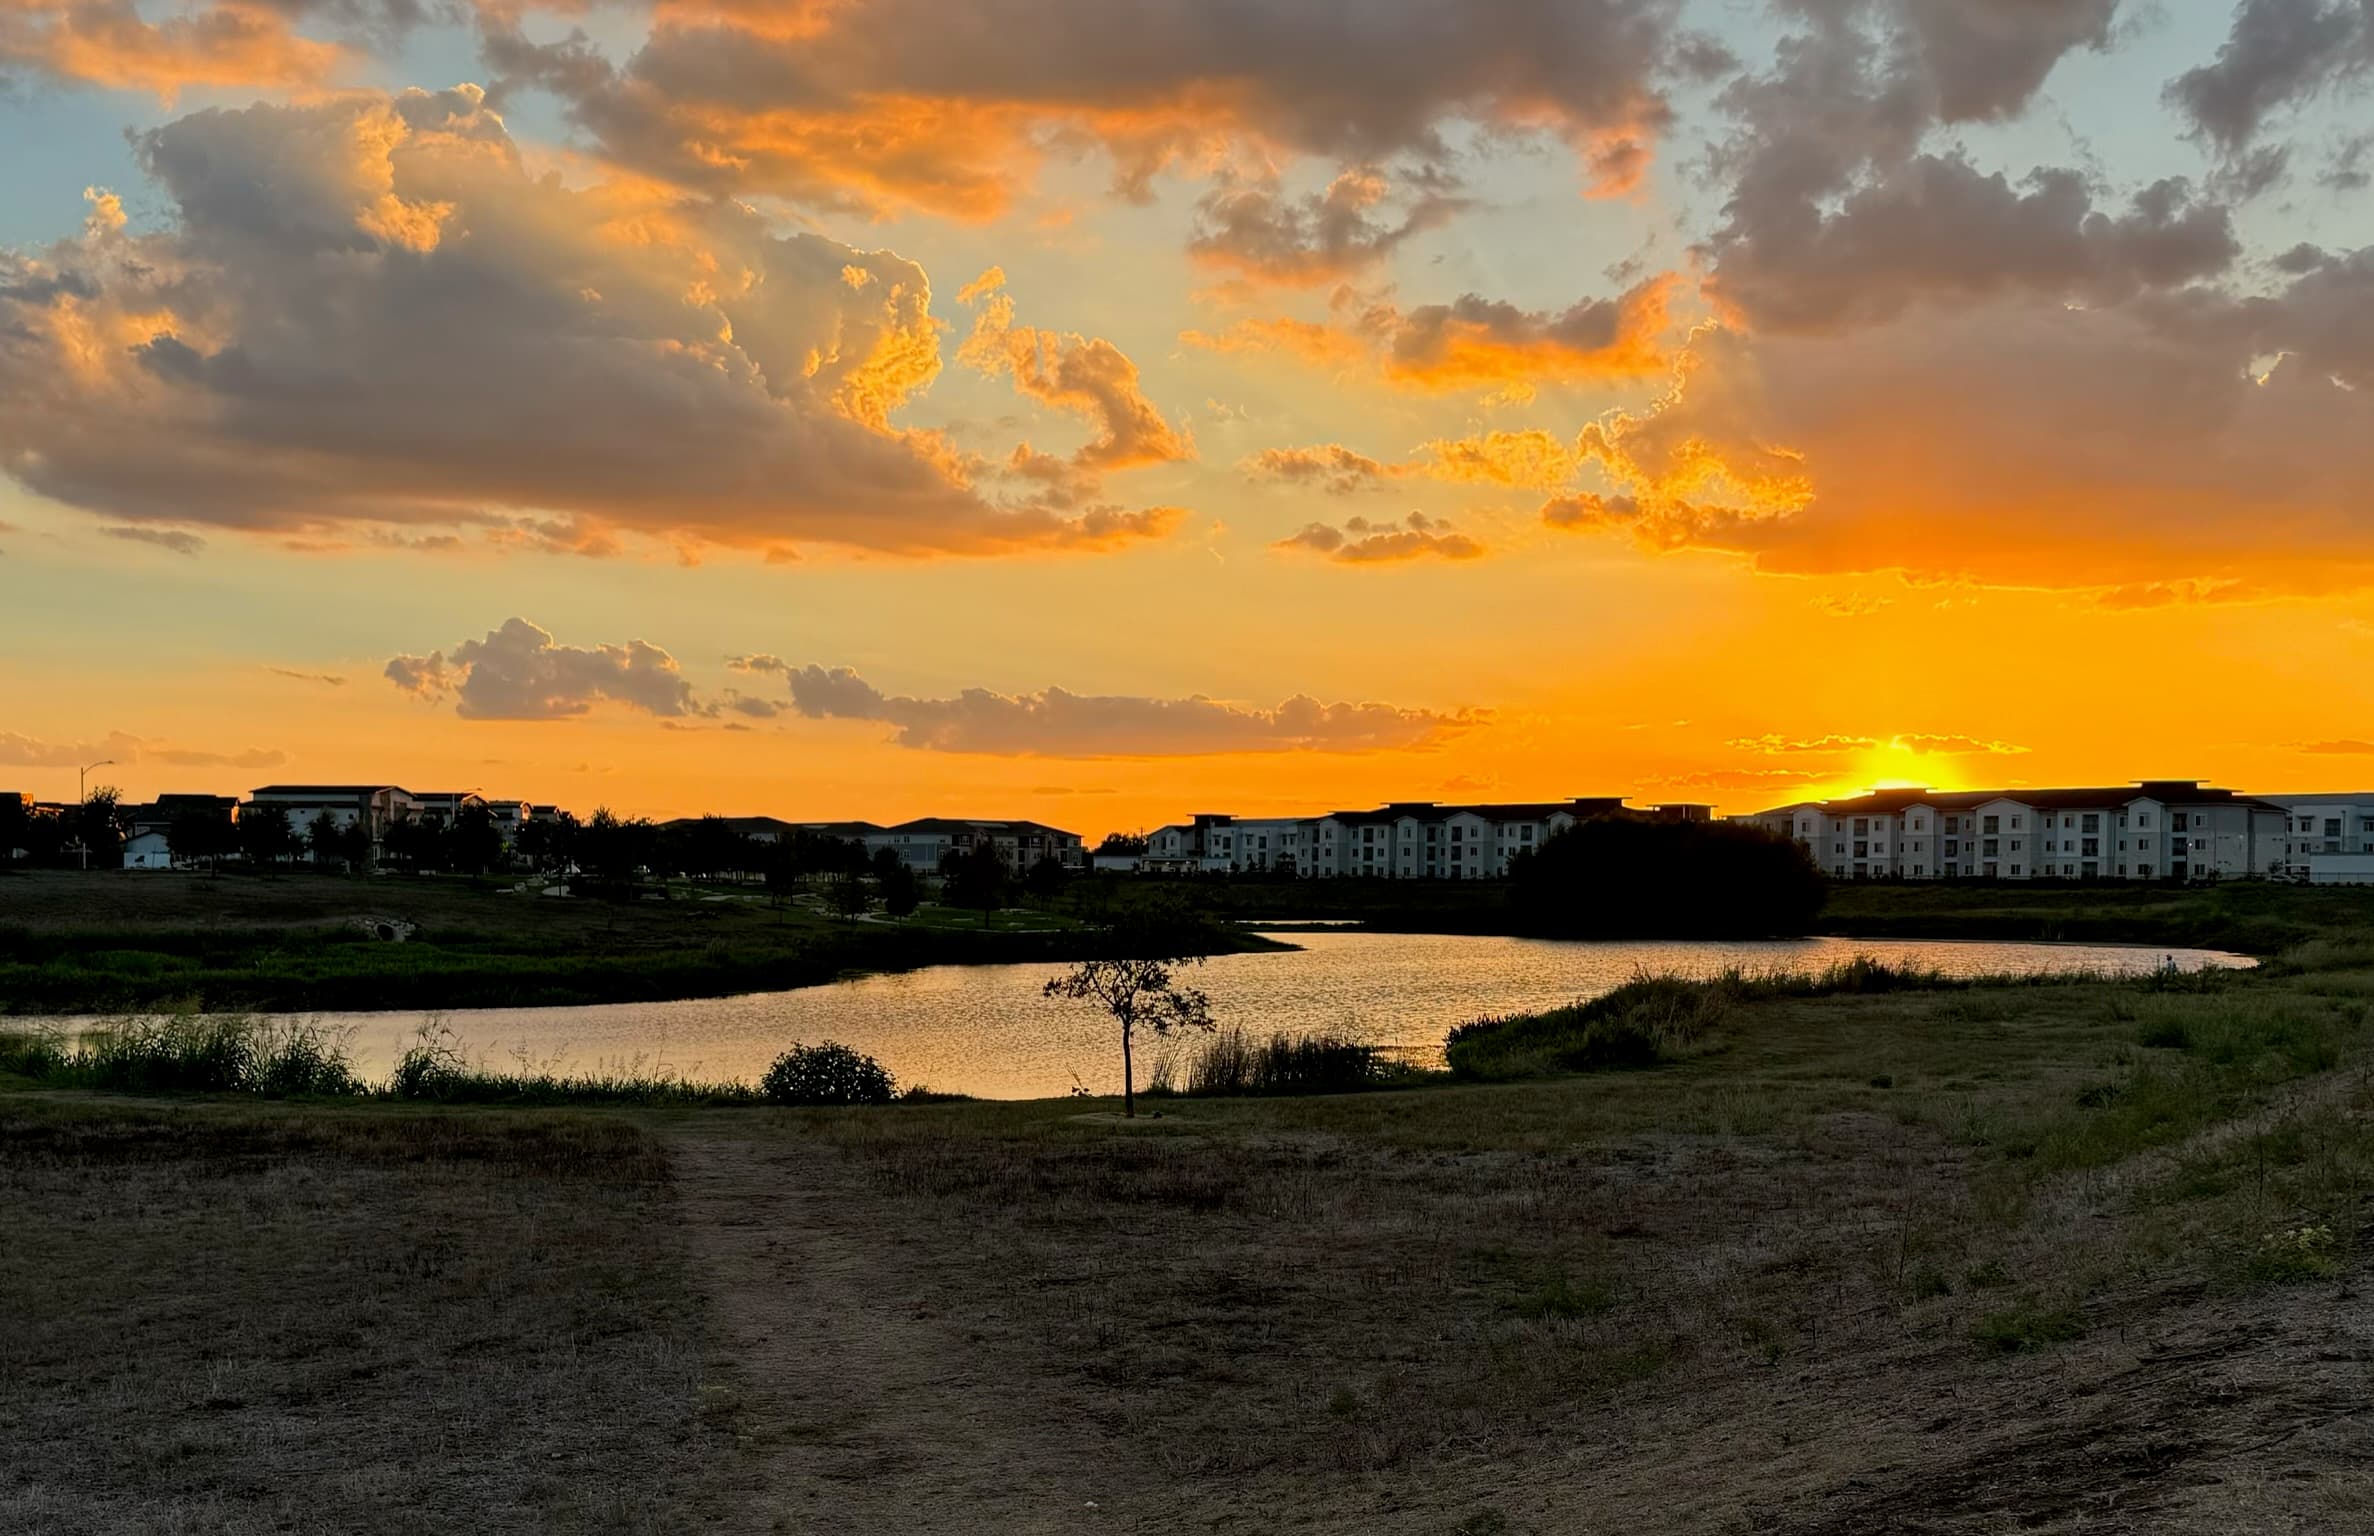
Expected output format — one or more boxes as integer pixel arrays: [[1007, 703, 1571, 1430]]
[[250, 784, 408, 798], [153, 793, 239, 811], [880, 817, 1079, 838], [1321, 797, 1634, 827], [1793, 780, 2284, 818]]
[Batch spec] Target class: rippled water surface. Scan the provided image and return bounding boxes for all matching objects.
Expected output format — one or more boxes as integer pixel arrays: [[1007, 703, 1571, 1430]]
[[286, 931, 2250, 1100]]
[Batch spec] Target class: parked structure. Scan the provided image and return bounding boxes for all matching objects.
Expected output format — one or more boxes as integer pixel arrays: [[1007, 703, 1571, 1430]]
[[1147, 798, 1662, 879], [1741, 781, 2291, 882]]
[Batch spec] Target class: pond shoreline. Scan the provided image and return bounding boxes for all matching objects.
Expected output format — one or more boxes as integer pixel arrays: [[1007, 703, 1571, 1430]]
[[17, 932, 2253, 1102]]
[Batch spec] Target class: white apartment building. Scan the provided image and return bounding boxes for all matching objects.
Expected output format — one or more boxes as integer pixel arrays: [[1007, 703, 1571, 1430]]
[[1147, 798, 1660, 879], [1745, 781, 2290, 882], [2259, 794, 2374, 884]]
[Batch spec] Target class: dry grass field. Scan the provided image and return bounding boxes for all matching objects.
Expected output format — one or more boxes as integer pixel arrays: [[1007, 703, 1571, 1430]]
[[7, 934, 2374, 1532]]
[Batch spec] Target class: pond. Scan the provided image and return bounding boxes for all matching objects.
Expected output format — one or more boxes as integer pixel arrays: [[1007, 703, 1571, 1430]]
[[298, 931, 2250, 1100]]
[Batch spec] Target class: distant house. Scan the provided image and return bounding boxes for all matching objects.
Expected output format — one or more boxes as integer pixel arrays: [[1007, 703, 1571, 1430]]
[[122, 793, 239, 869]]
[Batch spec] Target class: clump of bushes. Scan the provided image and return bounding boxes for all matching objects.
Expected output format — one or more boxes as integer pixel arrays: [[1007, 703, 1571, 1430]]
[[1156, 1028, 1406, 1097], [760, 1041, 896, 1106]]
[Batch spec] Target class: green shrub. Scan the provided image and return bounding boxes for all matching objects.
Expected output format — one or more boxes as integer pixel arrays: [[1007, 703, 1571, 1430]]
[[2248, 1224, 2342, 1286], [3, 1015, 359, 1097], [760, 1041, 896, 1106]]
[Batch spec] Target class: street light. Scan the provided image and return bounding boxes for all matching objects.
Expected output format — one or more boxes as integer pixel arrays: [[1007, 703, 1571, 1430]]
[[74, 758, 114, 872]]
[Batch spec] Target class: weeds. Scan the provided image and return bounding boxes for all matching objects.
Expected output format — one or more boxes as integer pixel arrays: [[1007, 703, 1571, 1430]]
[[1972, 1301, 2086, 1354], [1157, 1028, 1408, 1097]]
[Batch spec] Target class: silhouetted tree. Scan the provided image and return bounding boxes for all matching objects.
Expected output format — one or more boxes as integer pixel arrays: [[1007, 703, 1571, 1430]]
[[169, 807, 236, 869], [1509, 819, 1826, 938], [0, 796, 27, 862], [942, 841, 1011, 922], [1094, 831, 1149, 857], [578, 807, 653, 887], [871, 843, 905, 882], [830, 870, 871, 921], [879, 860, 921, 918], [73, 788, 123, 869], [1043, 911, 1219, 1118], [305, 811, 342, 868], [1025, 853, 1067, 900], [237, 804, 296, 867], [448, 804, 504, 876]]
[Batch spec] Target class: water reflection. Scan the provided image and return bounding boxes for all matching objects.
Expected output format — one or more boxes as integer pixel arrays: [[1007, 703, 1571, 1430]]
[[297, 931, 2250, 1100]]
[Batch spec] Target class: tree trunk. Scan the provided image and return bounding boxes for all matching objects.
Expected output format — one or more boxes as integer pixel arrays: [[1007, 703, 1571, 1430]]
[[1121, 1022, 1135, 1119]]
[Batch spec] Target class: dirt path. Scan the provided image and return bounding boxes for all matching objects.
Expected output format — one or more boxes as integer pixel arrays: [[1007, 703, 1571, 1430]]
[[671, 1124, 1142, 1535]]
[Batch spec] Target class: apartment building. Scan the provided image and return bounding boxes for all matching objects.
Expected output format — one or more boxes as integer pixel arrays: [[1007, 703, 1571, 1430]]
[[2259, 794, 2374, 884], [1744, 781, 2290, 882], [865, 818, 1086, 872], [1148, 798, 1644, 879], [246, 785, 414, 849]]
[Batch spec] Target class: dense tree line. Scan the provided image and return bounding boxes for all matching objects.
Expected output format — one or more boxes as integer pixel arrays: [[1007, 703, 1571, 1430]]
[[1508, 819, 1826, 938]]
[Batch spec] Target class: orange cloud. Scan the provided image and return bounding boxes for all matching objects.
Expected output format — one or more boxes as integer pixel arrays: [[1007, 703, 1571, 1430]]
[[480, 0, 1684, 217], [958, 270, 1192, 471], [0, 88, 1182, 560], [1543, 288, 2374, 593], [1186, 274, 1676, 394], [0, 0, 341, 96]]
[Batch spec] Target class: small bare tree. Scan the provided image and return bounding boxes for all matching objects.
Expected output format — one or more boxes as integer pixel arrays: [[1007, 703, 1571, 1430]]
[[1043, 951, 1215, 1118]]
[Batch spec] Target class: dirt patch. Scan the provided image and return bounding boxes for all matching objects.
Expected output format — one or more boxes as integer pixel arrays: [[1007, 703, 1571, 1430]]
[[673, 1124, 1139, 1534], [0, 1099, 709, 1535]]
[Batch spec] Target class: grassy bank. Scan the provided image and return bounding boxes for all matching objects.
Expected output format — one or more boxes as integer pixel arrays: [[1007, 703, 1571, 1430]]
[[0, 867, 1280, 1015], [0, 1097, 718, 1534], [11, 935, 2374, 1528]]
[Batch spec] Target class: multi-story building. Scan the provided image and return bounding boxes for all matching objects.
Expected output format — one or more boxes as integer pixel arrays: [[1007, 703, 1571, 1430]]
[[2259, 794, 2374, 884], [1147, 798, 1637, 879], [1752, 781, 2289, 882], [246, 785, 413, 852], [865, 818, 1085, 872]]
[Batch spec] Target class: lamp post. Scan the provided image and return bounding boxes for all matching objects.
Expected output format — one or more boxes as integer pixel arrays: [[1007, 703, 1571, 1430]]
[[75, 757, 115, 872]]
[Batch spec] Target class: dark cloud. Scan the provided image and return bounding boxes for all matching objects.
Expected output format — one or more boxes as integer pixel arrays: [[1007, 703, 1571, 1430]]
[[385, 617, 700, 721], [2164, 0, 2374, 151], [1188, 167, 1463, 286], [0, 91, 1180, 559], [265, 667, 346, 687], [482, 0, 1690, 215], [1273, 511, 1485, 564], [1709, 158, 2237, 332], [778, 665, 1482, 756], [2304, 738, 2374, 753], [99, 524, 206, 556], [1240, 444, 1393, 494]]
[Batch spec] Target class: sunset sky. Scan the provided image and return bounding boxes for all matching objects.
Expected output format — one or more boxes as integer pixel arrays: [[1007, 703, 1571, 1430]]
[[4, 0, 2373, 836]]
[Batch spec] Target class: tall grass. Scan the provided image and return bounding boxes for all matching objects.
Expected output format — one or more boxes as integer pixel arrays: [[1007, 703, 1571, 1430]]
[[0, 1016, 932, 1108], [1150, 1028, 1408, 1098], [0, 1016, 360, 1097]]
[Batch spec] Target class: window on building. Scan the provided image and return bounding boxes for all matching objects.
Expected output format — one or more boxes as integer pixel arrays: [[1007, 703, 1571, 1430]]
[[2082, 838, 2100, 857], [2011, 864, 2024, 876], [1983, 839, 2000, 857], [1983, 862, 1999, 878], [1983, 815, 2000, 834], [2081, 814, 2100, 833]]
